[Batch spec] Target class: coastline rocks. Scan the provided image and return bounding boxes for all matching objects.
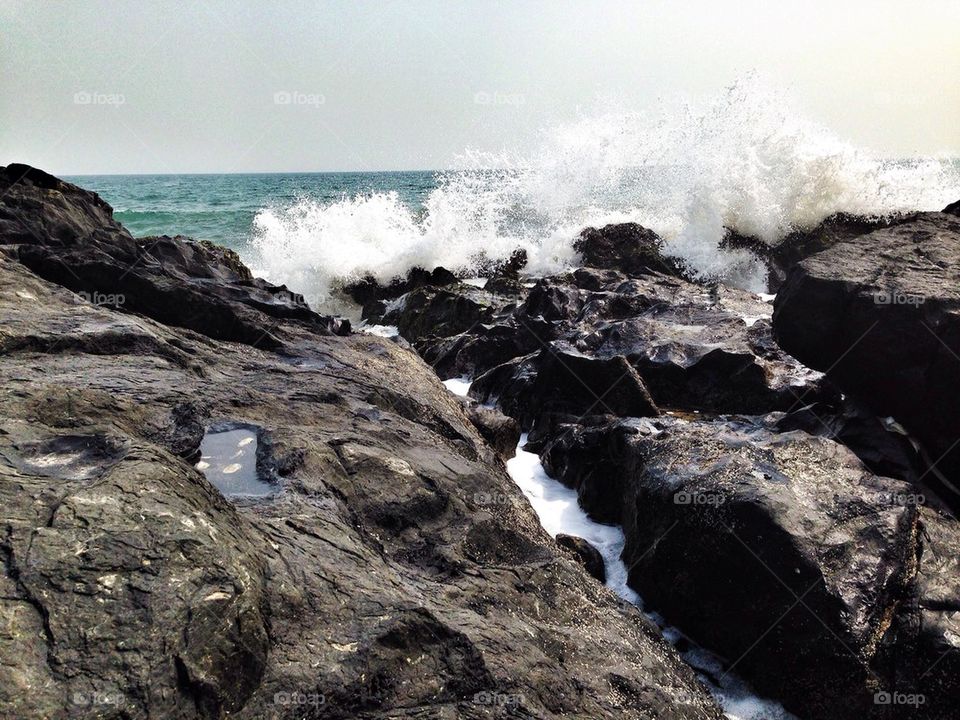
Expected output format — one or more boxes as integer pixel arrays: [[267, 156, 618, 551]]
[[722, 212, 919, 292], [575, 222, 688, 278], [456, 397, 522, 460], [0, 168, 725, 719], [540, 415, 959, 719], [0, 165, 347, 348], [773, 211, 960, 500], [556, 534, 606, 583], [470, 346, 660, 430]]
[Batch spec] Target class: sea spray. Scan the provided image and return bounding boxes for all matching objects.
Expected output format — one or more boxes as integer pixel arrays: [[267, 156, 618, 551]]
[[249, 77, 959, 307]]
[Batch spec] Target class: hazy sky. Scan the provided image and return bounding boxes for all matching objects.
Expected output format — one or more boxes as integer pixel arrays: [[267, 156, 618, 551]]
[[2, 0, 958, 174]]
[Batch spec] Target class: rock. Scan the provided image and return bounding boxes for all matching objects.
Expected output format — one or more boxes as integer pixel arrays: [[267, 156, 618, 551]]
[[455, 267, 828, 423], [470, 346, 660, 430], [457, 397, 522, 459], [943, 199, 960, 216], [722, 213, 918, 291], [575, 222, 688, 278], [343, 265, 459, 307], [540, 414, 960, 719], [775, 397, 930, 493], [773, 211, 960, 503], [0, 169, 725, 720], [556, 534, 606, 583], [0, 165, 348, 349]]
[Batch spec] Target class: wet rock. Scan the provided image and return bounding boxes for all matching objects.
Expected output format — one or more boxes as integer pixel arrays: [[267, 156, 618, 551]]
[[541, 414, 960, 719], [0, 170, 724, 720], [343, 265, 458, 307], [722, 212, 921, 292], [773, 211, 960, 503], [470, 346, 660, 430], [575, 222, 688, 278], [556, 533, 606, 583], [457, 397, 521, 460], [0, 165, 347, 349]]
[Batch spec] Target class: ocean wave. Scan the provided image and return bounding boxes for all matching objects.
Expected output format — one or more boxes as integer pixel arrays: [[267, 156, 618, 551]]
[[248, 77, 959, 305]]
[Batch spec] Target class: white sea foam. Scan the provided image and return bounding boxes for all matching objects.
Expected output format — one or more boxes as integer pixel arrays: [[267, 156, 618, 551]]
[[504, 434, 798, 720], [249, 77, 958, 307]]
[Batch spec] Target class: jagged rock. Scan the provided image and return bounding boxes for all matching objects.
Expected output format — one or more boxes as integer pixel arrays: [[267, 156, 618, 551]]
[[773, 211, 960, 504], [556, 534, 606, 583], [722, 212, 918, 291], [540, 414, 960, 719], [343, 265, 459, 307], [457, 397, 521, 459], [575, 222, 687, 278], [942, 199, 960, 216], [0, 170, 725, 720], [0, 165, 348, 349], [470, 346, 660, 430]]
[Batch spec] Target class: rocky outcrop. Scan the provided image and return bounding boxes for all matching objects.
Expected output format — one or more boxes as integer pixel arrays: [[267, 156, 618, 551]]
[[722, 212, 919, 292], [556, 534, 606, 583], [0, 166, 724, 720], [574, 222, 688, 278], [540, 415, 959, 720], [470, 346, 660, 430], [0, 165, 347, 349], [773, 211, 960, 504]]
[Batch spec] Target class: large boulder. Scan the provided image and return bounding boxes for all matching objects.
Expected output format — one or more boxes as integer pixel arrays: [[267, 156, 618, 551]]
[[540, 415, 960, 720], [575, 222, 688, 278], [773, 211, 960, 501], [470, 346, 660, 430]]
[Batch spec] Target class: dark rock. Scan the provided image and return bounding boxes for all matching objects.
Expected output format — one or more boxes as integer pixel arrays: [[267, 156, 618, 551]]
[[0, 165, 347, 349], [542, 415, 960, 719], [343, 265, 459, 307], [775, 397, 930, 492], [0, 169, 724, 720], [723, 212, 919, 292], [556, 533, 606, 583], [943, 199, 960, 216], [575, 222, 687, 278], [457, 397, 521, 459], [471, 346, 660, 430], [773, 211, 960, 505]]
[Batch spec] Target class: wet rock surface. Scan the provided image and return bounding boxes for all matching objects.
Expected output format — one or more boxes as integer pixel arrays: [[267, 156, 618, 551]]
[[773, 211, 960, 503], [351, 213, 960, 718], [539, 415, 960, 719], [0, 167, 723, 719]]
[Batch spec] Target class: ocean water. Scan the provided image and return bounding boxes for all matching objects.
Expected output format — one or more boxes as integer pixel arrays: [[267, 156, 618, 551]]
[[67, 81, 960, 309]]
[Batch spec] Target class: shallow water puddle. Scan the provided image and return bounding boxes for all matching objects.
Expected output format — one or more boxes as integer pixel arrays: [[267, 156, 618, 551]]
[[195, 426, 274, 498]]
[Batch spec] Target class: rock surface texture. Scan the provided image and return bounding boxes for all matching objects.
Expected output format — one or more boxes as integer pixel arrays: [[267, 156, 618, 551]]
[[0, 166, 724, 719], [354, 217, 960, 719]]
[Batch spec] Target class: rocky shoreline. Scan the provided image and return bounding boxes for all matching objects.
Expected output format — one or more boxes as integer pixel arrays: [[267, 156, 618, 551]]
[[1, 164, 959, 719]]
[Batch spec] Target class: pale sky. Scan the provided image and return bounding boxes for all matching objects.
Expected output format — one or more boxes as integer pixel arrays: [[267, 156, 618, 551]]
[[2, 0, 958, 174]]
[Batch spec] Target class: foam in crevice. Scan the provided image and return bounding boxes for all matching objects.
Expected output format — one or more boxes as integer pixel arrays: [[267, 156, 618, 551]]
[[504, 433, 797, 720], [247, 77, 958, 308]]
